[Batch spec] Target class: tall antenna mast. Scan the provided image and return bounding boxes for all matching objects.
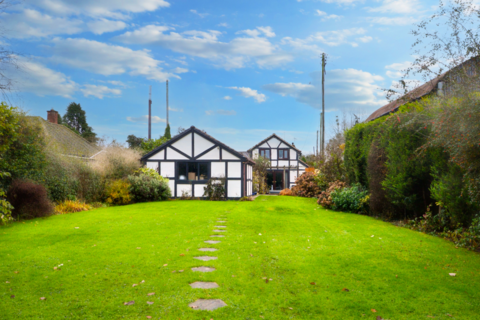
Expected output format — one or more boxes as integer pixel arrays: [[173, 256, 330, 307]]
[[148, 85, 152, 140], [321, 53, 326, 154], [316, 130, 319, 156], [166, 80, 169, 126]]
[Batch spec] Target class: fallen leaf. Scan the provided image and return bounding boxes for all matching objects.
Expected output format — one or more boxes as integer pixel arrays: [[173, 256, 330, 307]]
[[449, 273, 456, 277], [5, 281, 9, 283], [40, 297, 46, 300], [342, 288, 349, 292], [371, 235, 374, 237], [265, 278, 269, 283], [147, 301, 154, 305], [289, 307, 293, 310], [124, 301, 135, 306], [376, 317, 384, 320], [53, 267, 57, 270], [232, 275, 235, 277], [140, 280, 145, 284], [180, 253, 185, 256], [132, 284, 138, 287], [424, 267, 428, 270], [74, 227, 79, 229], [147, 317, 152, 319], [10, 295, 15, 298], [136, 247, 141, 249], [310, 282, 316, 285], [178, 270, 184, 273], [147, 292, 155, 296], [14, 271, 19, 274], [447, 314, 453, 317], [259, 233, 262, 236], [172, 270, 176, 273], [191, 305, 198, 309], [163, 264, 168, 267], [371, 309, 377, 313], [396, 275, 398, 278]]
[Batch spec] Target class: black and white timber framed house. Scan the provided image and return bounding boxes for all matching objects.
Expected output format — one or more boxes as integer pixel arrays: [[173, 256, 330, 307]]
[[247, 134, 308, 192], [141, 126, 255, 199]]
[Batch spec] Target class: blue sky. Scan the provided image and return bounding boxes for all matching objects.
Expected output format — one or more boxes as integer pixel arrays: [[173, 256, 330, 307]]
[[3, 0, 436, 153]]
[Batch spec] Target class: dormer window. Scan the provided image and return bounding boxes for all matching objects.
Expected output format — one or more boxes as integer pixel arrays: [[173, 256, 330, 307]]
[[278, 149, 289, 160], [259, 148, 270, 159]]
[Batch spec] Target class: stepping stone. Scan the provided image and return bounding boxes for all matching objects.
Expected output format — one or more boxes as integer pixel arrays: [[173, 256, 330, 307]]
[[213, 230, 226, 232], [217, 221, 227, 223], [194, 256, 217, 261], [189, 299, 227, 310], [191, 266, 216, 272], [198, 248, 217, 252], [214, 226, 227, 228], [189, 281, 219, 289], [204, 240, 220, 244], [210, 235, 224, 237]]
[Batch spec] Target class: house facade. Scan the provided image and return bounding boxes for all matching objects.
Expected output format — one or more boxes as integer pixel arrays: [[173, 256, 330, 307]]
[[141, 126, 254, 199], [247, 134, 308, 192]]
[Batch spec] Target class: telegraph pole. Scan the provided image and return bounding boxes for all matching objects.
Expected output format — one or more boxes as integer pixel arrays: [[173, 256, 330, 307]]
[[148, 85, 152, 140], [316, 130, 319, 156], [166, 80, 169, 126], [320, 53, 326, 154]]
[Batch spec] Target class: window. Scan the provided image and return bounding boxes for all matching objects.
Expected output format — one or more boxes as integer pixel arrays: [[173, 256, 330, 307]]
[[278, 149, 289, 160], [177, 162, 209, 181], [259, 148, 270, 159]]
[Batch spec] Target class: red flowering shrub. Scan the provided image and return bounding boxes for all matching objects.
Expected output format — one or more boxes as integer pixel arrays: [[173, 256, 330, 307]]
[[291, 172, 322, 198], [317, 180, 347, 208], [279, 188, 292, 196]]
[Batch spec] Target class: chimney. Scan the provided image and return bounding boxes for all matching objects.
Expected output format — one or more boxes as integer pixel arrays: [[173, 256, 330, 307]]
[[47, 109, 58, 124]]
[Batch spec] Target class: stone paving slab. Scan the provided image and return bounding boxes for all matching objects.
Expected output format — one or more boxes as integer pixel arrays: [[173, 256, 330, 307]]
[[214, 226, 227, 228], [204, 240, 221, 244], [194, 256, 218, 261], [198, 248, 218, 252], [191, 266, 216, 272], [213, 230, 226, 232], [210, 235, 224, 237], [189, 299, 227, 310], [189, 281, 219, 289], [217, 221, 227, 223]]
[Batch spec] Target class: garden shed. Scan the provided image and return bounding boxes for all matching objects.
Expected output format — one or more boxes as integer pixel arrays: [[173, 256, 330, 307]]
[[141, 126, 254, 199]]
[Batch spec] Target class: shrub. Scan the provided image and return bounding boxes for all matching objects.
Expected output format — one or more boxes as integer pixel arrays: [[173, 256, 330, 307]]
[[42, 153, 79, 202], [279, 188, 292, 196], [91, 143, 141, 179], [127, 174, 171, 202], [252, 156, 270, 194], [77, 163, 105, 203], [134, 167, 170, 183], [317, 181, 347, 208], [367, 140, 394, 217], [203, 178, 225, 200], [104, 179, 131, 205], [330, 183, 369, 213], [313, 171, 329, 191], [7, 179, 54, 219], [55, 200, 92, 214], [291, 172, 322, 198], [0, 172, 14, 225]]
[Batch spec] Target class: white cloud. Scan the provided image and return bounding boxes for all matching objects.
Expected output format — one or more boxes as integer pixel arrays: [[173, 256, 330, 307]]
[[115, 25, 291, 69], [263, 68, 386, 113], [257, 26, 276, 38], [217, 22, 229, 27], [367, 0, 419, 14], [87, 19, 127, 35], [81, 84, 121, 98], [168, 106, 183, 112], [315, 10, 343, 20], [237, 26, 276, 38], [280, 37, 323, 55], [49, 38, 182, 81], [319, 0, 364, 5], [205, 109, 236, 115], [367, 16, 419, 25], [126, 115, 166, 123], [190, 9, 209, 18], [26, 0, 170, 19], [357, 36, 372, 43], [227, 86, 266, 103], [205, 110, 214, 115], [309, 28, 367, 47], [385, 61, 411, 78], [7, 56, 77, 97], [223, 95, 232, 100], [1, 9, 83, 38]]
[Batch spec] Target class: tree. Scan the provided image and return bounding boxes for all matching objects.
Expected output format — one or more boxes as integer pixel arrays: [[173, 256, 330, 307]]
[[164, 124, 171, 139], [252, 156, 270, 194], [141, 136, 169, 155], [126, 134, 145, 149], [0, 0, 19, 98], [63, 102, 98, 144]]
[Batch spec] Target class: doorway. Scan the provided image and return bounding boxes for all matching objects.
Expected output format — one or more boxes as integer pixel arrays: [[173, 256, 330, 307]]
[[266, 170, 284, 191]]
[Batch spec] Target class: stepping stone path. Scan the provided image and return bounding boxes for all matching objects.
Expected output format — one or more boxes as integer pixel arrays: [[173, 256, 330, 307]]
[[190, 281, 219, 289], [194, 256, 218, 261], [188, 213, 228, 311]]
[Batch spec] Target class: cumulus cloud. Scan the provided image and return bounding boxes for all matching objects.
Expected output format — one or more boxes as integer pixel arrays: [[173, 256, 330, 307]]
[[367, 16, 419, 25], [367, 0, 419, 14], [385, 61, 411, 78], [223, 95, 232, 100], [315, 10, 343, 20], [280, 37, 323, 55], [168, 106, 183, 112], [126, 115, 166, 123], [81, 84, 121, 98], [237, 26, 276, 38], [263, 68, 386, 113], [87, 19, 127, 35], [190, 9, 209, 18], [309, 28, 367, 47], [115, 25, 291, 69], [227, 86, 266, 103], [49, 38, 183, 81], [25, 0, 170, 19]]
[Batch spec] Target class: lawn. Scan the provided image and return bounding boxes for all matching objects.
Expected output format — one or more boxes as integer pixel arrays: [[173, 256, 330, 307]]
[[1, 196, 480, 319]]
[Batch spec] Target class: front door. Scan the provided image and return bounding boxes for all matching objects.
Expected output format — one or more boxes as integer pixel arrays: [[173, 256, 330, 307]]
[[267, 170, 284, 191]]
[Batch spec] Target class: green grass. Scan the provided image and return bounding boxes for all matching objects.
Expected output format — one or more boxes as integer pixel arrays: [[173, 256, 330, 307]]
[[1, 196, 480, 319]]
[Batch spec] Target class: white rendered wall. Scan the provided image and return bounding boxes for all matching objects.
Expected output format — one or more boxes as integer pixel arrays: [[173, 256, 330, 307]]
[[247, 165, 252, 180], [194, 133, 214, 157], [161, 162, 175, 178], [252, 149, 259, 159], [172, 133, 192, 157], [168, 180, 175, 195], [222, 149, 239, 160], [299, 163, 307, 169], [149, 149, 164, 160], [268, 137, 281, 147], [271, 160, 277, 167], [198, 147, 219, 160], [194, 184, 207, 197], [290, 160, 298, 167], [259, 143, 269, 148], [290, 170, 298, 185], [146, 162, 158, 171], [290, 150, 297, 160], [166, 147, 188, 160], [271, 149, 277, 160], [278, 160, 289, 167], [227, 162, 241, 178], [228, 180, 241, 198], [211, 162, 225, 178], [279, 142, 289, 148], [177, 184, 192, 197], [247, 181, 252, 196]]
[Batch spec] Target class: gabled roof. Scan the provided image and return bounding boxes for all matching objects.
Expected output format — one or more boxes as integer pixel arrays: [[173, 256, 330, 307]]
[[141, 126, 255, 164], [30, 117, 101, 158], [247, 133, 302, 154]]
